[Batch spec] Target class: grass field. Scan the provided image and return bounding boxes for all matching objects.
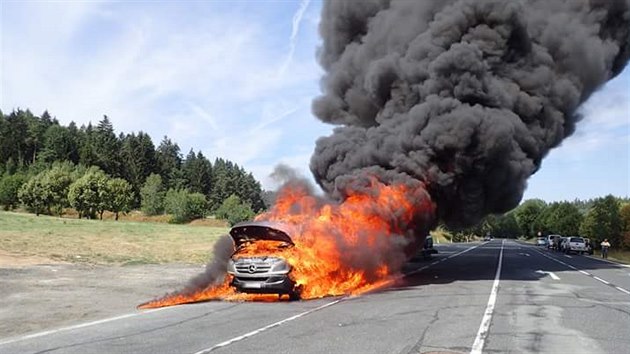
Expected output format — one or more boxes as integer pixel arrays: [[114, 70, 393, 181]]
[[602, 250, 630, 264], [0, 211, 229, 265]]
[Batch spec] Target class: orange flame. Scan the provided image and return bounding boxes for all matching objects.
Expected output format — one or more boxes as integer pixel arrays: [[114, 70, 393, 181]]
[[139, 177, 434, 309]]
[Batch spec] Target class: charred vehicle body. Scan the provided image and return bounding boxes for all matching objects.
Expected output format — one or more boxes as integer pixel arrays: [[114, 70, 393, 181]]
[[226, 221, 302, 300]]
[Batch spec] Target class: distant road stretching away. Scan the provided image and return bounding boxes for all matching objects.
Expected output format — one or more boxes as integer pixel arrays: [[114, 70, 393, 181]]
[[2, 239, 629, 354]]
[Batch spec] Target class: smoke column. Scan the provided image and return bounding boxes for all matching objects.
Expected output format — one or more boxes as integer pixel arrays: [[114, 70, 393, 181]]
[[311, 0, 630, 227]]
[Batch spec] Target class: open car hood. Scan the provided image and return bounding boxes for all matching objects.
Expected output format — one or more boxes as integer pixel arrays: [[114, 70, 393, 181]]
[[229, 221, 294, 247]]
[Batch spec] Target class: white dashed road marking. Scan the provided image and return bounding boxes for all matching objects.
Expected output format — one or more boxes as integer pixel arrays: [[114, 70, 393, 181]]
[[533, 248, 630, 296], [195, 242, 486, 354]]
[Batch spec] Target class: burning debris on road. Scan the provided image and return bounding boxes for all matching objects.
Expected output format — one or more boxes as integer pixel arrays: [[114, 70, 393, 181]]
[[139, 0, 629, 309]]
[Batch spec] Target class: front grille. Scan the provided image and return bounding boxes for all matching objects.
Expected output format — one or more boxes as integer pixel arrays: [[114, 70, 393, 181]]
[[235, 263, 272, 274]]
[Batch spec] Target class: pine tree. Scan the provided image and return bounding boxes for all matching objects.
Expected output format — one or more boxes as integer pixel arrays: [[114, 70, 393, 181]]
[[120, 132, 157, 201], [182, 150, 212, 196], [79, 123, 98, 167], [156, 136, 182, 189], [209, 158, 229, 210], [92, 115, 121, 176], [40, 124, 76, 163]]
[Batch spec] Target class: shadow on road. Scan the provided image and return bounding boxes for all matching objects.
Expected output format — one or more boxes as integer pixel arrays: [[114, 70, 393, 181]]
[[392, 240, 629, 290]]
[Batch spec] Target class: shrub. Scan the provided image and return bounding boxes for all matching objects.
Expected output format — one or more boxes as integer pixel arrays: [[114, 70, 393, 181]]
[[164, 189, 208, 223], [141, 173, 165, 215], [215, 194, 255, 226]]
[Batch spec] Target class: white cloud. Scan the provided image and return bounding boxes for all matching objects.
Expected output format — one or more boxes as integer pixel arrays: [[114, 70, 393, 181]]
[[278, 0, 312, 77], [1, 1, 326, 181], [543, 72, 630, 162]]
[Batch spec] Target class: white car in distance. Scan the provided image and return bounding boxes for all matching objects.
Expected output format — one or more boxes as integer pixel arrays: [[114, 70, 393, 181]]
[[564, 236, 587, 255]]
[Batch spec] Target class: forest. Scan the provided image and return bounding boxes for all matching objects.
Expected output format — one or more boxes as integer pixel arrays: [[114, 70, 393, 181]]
[[1, 109, 629, 247], [447, 196, 630, 251], [0, 109, 266, 224]]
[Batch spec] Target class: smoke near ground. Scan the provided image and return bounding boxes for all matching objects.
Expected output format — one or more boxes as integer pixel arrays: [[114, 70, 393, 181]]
[[182, 234, 234, 293], [311, 0, 630, 227]]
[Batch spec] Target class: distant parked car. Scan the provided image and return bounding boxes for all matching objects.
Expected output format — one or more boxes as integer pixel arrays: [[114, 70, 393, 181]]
[[536, 237, 548, 247], [584, 238, 594, 255], [564, 237, 587, 255], [484, 235, 492, 241], [421, 235, 438, 259], [558, 237, 569, 252], [547, 235, 562, 250]]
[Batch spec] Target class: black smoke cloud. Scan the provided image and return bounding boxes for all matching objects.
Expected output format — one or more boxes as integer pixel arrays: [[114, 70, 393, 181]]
[[311, 0, 630, 227]]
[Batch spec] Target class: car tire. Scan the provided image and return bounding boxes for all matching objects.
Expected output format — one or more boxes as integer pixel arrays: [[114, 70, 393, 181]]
[[289, 284, 303, 301]]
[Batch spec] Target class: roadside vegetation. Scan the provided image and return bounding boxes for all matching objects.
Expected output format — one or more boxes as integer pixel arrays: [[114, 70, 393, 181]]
[[0, 109, 273, 226], [0, 211, 228, 265], [437, 196, 630, 262]]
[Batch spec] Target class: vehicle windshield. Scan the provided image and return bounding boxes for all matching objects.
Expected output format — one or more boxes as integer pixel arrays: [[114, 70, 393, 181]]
[[570, 237, 584, 243], [233, 240, 294, 258]]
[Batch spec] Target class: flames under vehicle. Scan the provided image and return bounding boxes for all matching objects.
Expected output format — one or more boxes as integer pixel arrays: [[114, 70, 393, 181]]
[[226, 221, 302, 300]]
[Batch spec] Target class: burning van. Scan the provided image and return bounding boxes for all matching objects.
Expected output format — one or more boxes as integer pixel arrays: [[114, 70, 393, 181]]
[[226, 221, 302, 300]]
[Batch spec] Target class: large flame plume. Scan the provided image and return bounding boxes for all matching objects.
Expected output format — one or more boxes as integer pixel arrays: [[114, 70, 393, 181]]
[[139, 174, 434, 309], [139, 0, 630, 309]]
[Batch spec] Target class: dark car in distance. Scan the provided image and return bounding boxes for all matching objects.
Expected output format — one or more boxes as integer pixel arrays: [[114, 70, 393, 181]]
[[421, 235, 438, 259]]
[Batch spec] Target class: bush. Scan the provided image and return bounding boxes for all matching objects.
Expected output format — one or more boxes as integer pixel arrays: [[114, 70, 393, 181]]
[[215, 194, 255, 226], [164, 189, 208, 223]]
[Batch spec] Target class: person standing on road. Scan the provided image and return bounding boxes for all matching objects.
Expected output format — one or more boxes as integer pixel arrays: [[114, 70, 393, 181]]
[[600, 239, 611, 259]]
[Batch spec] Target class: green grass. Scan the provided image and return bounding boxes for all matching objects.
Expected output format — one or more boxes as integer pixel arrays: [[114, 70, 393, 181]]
[[604, 250, 630, 265], [0, 211, 229, 265]]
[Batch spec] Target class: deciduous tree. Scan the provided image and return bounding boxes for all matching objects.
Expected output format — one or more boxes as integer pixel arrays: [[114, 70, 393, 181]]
[[580, 195, 622, 246], [140, 173, 165, 215], [0, 174, 27, 210], [68, 168, 109, 219], [106, 178, 134, 220]]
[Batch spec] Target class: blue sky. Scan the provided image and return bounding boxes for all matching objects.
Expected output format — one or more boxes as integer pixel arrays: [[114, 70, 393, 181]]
[[1, 0, 628, 202]]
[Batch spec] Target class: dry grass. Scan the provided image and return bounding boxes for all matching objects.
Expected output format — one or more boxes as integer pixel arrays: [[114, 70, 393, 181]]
[[431, 227, 452, 244], [0, 211, 229, 265], [605, 250, 630, 265]]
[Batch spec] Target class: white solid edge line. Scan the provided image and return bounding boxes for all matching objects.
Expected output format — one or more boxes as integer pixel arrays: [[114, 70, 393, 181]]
[[585, 255, 630, 268], [470, 239, 504, 354], [0, 307, 171, 346], [195, 242, 485, 354]]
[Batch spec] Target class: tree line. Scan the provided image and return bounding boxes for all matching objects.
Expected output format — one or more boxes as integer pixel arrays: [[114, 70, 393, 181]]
[[0, 109, 266, 224], [444, 195, 630, 250]]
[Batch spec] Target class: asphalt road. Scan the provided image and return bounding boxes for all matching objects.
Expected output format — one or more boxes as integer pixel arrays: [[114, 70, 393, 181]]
[[1, 239, 629, 354]]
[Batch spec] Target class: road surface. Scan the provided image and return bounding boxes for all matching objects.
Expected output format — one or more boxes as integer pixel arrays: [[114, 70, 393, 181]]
[[1, 239, 629, 354]]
